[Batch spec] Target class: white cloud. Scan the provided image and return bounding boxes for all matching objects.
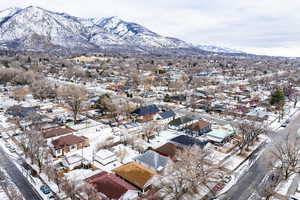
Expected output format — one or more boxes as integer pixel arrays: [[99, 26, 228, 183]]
[[0, 0, 300, 57]]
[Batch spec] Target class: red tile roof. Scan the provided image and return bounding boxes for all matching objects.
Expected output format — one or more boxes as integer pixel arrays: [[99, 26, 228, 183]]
[[52, 134, 87, 149], [154, 142, 183, 159], [186, 120, 211, 131], [43, 127, 76, 138], [86, 171, 137, 199]]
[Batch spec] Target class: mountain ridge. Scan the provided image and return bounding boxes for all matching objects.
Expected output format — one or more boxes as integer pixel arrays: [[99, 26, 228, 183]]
[[0, 6, 245, 55]]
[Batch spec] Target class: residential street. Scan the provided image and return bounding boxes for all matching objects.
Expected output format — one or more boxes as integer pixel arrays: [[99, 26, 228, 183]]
[[220, 109, 300, 200], [0, 146, 43, 200]]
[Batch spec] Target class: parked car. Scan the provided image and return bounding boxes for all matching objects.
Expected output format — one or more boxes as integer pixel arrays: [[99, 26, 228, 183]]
[[223, 175, 232, 183], [281, 122, 288, 127], [213, 183, 225, 192], [282, 119, 291, 127], [8, 146, 16, 153], [47, 193, 56, 199], [40, 185, 51, 194], [3, 133, 9, 139]]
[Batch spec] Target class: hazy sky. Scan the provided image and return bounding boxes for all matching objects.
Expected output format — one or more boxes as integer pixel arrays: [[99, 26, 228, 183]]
[[1, 0, 299, 57]]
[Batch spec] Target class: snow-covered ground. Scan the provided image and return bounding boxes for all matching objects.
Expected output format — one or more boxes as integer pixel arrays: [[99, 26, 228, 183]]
[[276, 174, 296, 196], [268, 102, 300, 131], [147, 129, 180, 148]]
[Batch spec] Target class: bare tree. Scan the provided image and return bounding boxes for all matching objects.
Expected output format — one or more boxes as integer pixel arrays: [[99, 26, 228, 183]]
[[152, 146, 225, 199], [18, 130, 49, 172], [257, 171, 282, 200], [115, 148, 128, 164], [30, 79, 56, 100], [61, 178, 79, 200], [237, 121, 267, 154], [59, 85, 87, 124], [269, 135, 300, 180], [95, 136, 115, 151], [143, 122, 159, 142], [11, 87, 29, 101], [79, 183, 102, 200], [43, 163, 64, 193]]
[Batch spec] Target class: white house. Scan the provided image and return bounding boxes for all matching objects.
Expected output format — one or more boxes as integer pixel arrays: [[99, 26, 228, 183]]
[[94, 149, 117, 166], [62, 154, 85, 170]]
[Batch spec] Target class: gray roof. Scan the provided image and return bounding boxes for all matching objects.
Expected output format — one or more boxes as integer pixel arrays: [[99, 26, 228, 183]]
[[134, 150, 169, 171], [6, 106, 37, 118], [170, 135, 207, 149], [159, 110, 176, 120]]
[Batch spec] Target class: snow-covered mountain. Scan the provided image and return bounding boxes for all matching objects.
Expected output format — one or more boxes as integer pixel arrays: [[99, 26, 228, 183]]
[[0, 6, 191, 51], [196, 45, 245, 54], [0, 6, 248, 55]]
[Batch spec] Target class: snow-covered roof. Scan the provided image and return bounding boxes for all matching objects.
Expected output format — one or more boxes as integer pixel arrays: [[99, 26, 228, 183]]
[[64, 154, 84, 165]]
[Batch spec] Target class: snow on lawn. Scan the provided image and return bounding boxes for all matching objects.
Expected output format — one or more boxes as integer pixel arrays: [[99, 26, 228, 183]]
[[147, 129, 180, 148], [111, 144, 140, 164], [222, 135, 267, 171], [209, 148, 227, 165], [0, 191, 9, 200], [268, 103, 300, 131], [276, 173, 296, 196], [222, 155, 244, 171], [93, 160, 123, 173], [67, 118, 102, 130], [64, 168, 102, 182], [0, 115, 14, 129]]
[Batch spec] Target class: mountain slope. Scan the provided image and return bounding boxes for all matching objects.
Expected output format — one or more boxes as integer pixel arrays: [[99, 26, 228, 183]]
[[197, 45, 245, 54], [0, 6, 246, 55], [0, 6, 191, 51], [0, 6, 96, 50]]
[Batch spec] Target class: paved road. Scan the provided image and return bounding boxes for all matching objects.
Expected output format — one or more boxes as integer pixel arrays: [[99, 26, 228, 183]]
[[220, 109, 300, 200], [0, 146, 43, 200]]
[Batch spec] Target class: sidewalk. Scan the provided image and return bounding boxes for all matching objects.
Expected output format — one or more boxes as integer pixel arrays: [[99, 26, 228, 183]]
[[287, 173, 300, 197], [271, 107, 300, 131]]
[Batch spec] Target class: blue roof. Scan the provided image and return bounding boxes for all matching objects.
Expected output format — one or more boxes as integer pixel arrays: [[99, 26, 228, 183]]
[[170, 135, 207, 148], [132, 104, 159, 116], [6, 106, 37, 118], [159, 110, 176, 120], [134, 150, 169, 171]]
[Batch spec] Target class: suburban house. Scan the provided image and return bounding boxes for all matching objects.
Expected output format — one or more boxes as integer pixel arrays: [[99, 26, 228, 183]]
[[211, 104, 226, 113], [169, 95, 187, 104], [94, 149, 117, 166], [85, 171, 138, 200], [207, 124, 235, 143], [131, 104, 160, 122], [62, 154, 89, 170], [154, 142, 183, 160], [51, 134, 89, 157], [185, 120, 212, 136], [168, 116, 195, 130], [133, 150, 169, 172], [27, 121, 61, 131], [113, 162, 156, 192], [5, 105, 37, 119], [43, 127, 77, 140], [155, 110, 176, 125], [247, 108, 270, 121], [170, 135, 207, 149]]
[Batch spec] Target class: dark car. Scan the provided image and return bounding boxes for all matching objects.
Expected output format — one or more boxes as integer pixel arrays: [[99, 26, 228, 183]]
[[40, 185, 51, 194]]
